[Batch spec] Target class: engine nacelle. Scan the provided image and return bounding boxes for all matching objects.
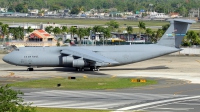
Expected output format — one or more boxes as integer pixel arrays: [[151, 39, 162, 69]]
[[73, 59, 86, 67], [62, 56, 74, 66]]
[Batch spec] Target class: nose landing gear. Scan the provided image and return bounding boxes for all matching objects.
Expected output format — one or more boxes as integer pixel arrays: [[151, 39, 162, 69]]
[[27, 68, 34, 71]]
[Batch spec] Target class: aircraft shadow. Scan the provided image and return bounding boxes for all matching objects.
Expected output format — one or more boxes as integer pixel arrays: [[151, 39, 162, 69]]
[[101, 66, 170, 71], [2, 66, 169, 76], [2, 67, 109, 76], [53, 68, 108, 75]]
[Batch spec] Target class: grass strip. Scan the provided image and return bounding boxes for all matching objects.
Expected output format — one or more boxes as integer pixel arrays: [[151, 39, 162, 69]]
[[0, 17, 168, 26], [11, 77, 157, 90]]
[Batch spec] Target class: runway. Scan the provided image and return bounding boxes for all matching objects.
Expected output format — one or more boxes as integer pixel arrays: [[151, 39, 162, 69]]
[[20, 89, 200, 111], [1, 54, 200, 111]]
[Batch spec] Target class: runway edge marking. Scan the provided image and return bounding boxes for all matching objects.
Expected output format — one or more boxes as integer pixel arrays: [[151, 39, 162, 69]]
[[116, 95, 200, 111]]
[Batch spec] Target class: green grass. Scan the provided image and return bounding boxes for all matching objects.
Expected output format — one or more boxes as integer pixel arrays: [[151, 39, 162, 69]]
[[35, 107, 109, 112], [0, 17, 199, 29], [10, 77, 157, 90], [0, 17, 168, 26]]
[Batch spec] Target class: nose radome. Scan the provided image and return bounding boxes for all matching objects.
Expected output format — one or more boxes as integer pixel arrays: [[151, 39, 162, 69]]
[[2, 54, 9, 63]]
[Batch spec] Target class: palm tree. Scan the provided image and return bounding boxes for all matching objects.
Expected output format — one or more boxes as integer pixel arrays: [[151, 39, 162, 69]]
[[145, 28, 152, 42], [18, 27, 25, 40], [85, 27, 92, 37], [151, 31, 156, 43], [186, 30, 199, 45], [85, 27, 92, 43], [92, 26, 104, 44], [69, 26, 77, 40], [61, 26, 68, 42], [138, 21, 146, 38], [61, 26, 68, 34], [9, 28, 16, 40], [126, 26, 133, 41], [92, 25, 103, 33], [10, 27, 24, 40], [102, 27, 111, 45], [155, 29, 163, 42], [45, 26, 53, 34], [1, 24, 9, 41], [162, 24, 170, 32], [105, 20, 119, 31], [53, 27, 61, 37], [76, 28, 86, 45], [26, 26, 34, 35], [0, 22, 3, 26]]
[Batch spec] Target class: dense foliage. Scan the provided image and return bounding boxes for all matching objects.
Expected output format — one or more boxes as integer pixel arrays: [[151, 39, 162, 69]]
[[0, 84, 35, 112], [1, 0, 200, 16]]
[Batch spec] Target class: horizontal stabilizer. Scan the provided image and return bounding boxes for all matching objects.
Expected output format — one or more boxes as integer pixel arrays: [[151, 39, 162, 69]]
[[61, 47, 118, 64]]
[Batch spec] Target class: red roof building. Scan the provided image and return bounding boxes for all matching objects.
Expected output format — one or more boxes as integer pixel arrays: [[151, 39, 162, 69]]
[[9, 30, 60, 47]]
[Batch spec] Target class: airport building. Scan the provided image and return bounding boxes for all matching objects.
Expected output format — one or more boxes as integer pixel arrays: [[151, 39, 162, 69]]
[[9, 30, 60, 47]]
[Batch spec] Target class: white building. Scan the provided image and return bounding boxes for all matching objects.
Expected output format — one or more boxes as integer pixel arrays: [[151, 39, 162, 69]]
[[150, 11, 169, 18], [29, 9, 39, 15], [0, 8, 7, 12], [123, 12, 133, 15]]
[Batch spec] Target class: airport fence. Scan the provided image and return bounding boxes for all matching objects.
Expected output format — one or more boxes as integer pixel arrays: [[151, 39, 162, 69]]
[[170, 47, 200, 55]]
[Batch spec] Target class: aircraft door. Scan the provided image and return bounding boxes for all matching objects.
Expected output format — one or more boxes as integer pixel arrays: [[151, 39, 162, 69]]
[[21, 59, 27, 65], [28, 59, 32, 65]]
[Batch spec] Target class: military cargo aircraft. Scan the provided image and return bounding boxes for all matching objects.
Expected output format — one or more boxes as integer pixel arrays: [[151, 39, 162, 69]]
[[2, 19, 195, 71]]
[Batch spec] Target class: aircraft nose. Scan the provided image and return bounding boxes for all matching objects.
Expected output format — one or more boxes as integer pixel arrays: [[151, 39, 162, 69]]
[[2, 54, 10, 63]]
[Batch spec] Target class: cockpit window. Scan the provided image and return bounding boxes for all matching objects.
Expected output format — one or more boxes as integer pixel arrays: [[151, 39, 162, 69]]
[[10, 45, 19, 51]]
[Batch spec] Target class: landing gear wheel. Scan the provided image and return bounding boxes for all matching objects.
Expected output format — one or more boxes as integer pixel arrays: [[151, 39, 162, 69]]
[[27, 68, 34, 71], [90, 67, 100, 71], [90, 67, 94, 71], [76, 68, 84, 71]]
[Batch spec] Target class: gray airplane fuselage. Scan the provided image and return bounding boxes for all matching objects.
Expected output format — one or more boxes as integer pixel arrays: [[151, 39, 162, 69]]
[[3, 44, 179, 67]]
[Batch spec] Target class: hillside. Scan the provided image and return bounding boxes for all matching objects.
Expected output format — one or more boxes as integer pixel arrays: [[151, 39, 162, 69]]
[[0, 0, 200, 16]]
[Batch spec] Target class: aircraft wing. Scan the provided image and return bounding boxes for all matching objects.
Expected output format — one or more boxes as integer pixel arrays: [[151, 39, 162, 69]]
[[61, 47, 118, 64]]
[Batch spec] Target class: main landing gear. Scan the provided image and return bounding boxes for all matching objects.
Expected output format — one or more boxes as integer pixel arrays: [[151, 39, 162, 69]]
[[76, 68, 85, 71], [27, 68, 34, 71], [75, 67, 100, 71], [90, 67, 100, 71]]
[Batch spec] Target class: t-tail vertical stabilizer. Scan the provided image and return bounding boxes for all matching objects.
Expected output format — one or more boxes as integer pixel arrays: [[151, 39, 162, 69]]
[[157, 19, 196, 48]]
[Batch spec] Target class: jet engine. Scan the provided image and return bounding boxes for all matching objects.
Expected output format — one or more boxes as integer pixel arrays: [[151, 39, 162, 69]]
[[72, 59, 87, 67], [62, 56, 74, 66]]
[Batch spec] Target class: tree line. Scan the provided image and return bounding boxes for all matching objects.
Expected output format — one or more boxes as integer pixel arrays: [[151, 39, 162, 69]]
[[0, 20, 199, 47], [1, 0, 200, 16]]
